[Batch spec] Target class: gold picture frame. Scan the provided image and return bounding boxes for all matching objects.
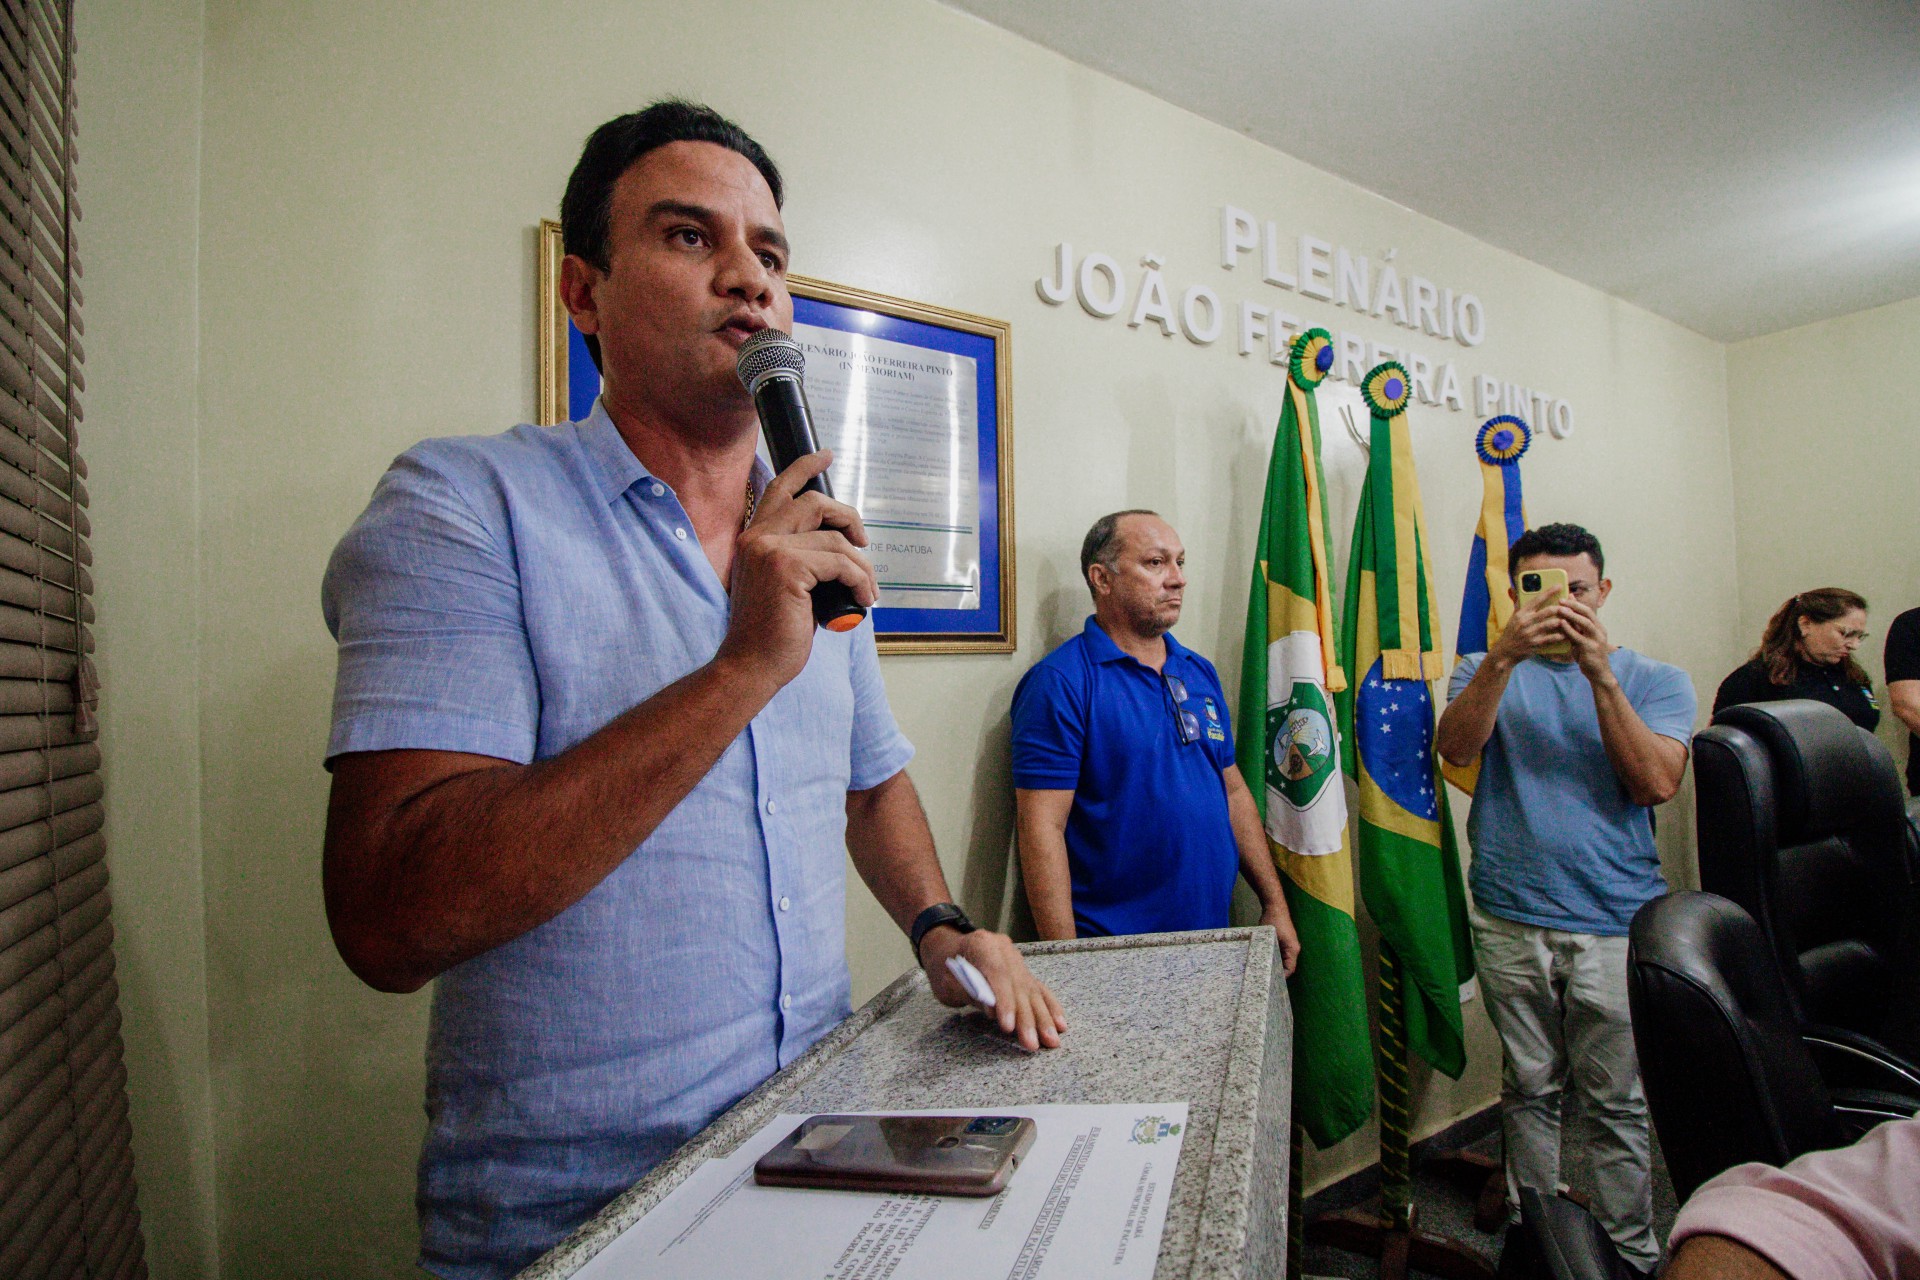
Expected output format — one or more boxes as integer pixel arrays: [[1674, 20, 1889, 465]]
[[536, 218, 571, 426], [536, 222, 1014, 655]]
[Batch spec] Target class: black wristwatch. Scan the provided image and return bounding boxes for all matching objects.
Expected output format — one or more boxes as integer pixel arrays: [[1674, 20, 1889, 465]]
[[909, 902, 976, 961]]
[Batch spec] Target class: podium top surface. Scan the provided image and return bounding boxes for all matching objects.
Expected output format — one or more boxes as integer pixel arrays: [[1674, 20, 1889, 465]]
[[522, 926, 1291, 1280]]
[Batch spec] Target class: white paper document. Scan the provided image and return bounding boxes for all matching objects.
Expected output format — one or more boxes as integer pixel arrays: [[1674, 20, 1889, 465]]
[[790, 324, 981, 612], [571, 1102, 1190, 1280]]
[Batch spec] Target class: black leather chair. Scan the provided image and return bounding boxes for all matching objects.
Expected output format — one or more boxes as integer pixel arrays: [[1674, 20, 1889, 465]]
[[1692, 700, 1920, 1085], [1509, 1189, 1638, 1280], [1626, 892, 1916, 1203]]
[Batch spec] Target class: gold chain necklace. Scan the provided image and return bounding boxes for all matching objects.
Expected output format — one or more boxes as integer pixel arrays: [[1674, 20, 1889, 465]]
[[742, 479, 758, 531]]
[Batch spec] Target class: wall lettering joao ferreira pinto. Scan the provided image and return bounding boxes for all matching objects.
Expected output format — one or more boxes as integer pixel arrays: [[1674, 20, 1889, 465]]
[[1034, 209, 1576, 440]]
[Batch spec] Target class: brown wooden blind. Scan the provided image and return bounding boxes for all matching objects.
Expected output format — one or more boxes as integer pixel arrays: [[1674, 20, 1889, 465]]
[[0, 1, 145, 1277]]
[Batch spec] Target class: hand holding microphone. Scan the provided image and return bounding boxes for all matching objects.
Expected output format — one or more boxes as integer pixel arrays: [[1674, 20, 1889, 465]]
[[735, 330, 869, 633]]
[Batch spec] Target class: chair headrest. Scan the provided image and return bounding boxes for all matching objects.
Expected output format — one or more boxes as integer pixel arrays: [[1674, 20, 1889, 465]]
[[1629, 891, 1802, 1030], [1713, 700, 1896, 838]]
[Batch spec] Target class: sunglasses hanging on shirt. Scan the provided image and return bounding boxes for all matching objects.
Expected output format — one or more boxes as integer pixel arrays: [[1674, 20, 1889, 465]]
[[1161, 672, 1201, 745]]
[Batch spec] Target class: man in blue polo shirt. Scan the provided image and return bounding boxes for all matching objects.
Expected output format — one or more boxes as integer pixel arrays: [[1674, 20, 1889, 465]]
[[1011, 510, 1300, 969]]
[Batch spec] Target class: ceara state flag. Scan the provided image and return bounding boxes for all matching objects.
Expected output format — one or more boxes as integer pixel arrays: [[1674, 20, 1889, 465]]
[[1337, 362, 1475, 1080], [1236, 329, 1373, 1147]]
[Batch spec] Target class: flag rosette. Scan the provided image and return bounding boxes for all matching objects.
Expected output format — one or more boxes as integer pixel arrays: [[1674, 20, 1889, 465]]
[[1474, 414, 1531, 466], [1289, 328, 1335, 389], [1361, 361, 1411, 416]]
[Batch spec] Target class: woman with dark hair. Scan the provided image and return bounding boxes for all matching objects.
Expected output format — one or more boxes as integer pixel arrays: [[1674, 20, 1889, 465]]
[[1713, 588, 1880, 729]]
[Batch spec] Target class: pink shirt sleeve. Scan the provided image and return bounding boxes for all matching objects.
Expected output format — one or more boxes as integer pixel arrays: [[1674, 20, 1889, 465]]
[[1668, 1117, 1920, 1280]]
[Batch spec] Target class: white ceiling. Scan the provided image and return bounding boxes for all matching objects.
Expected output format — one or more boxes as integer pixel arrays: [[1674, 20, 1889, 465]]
[[941, 0, 1920, 343]]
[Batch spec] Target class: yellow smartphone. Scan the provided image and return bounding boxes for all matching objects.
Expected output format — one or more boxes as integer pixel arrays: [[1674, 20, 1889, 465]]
[[1515, 567, 1572, 659]]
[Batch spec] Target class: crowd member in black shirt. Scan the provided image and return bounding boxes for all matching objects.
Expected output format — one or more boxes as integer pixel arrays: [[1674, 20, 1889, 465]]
[[1886, 605, 1920, 794], [1713, 587, 1880, 730]]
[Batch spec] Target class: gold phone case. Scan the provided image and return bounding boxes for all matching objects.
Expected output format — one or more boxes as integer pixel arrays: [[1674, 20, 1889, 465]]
[[1516, 566, 1572, 658]]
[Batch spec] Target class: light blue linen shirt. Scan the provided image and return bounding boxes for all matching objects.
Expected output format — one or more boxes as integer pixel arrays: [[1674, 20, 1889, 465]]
[[322, 402, 913, 1280]]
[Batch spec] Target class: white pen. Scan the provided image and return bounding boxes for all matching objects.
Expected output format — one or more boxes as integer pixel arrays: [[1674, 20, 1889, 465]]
[[944, 955, 997, 1009]]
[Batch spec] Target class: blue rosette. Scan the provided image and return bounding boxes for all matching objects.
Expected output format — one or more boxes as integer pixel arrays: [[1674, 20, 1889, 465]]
[[1474, 415, 1531, 466], [1289, 328, 1335, 389], [1360, 361, 1411, 417]]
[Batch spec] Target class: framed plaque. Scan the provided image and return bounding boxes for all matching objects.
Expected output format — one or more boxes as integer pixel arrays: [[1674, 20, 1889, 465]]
[[536, 219, 600, 426], [539, 220, 1015, 655]]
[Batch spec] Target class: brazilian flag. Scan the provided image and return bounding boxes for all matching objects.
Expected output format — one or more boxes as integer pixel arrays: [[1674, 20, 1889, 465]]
[[1236, 329, 1373, 1147], [1337, 363, 1475, 1079]]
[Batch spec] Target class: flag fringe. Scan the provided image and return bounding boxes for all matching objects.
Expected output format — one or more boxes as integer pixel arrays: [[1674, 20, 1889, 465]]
[[1377, 648, 1441, 682]]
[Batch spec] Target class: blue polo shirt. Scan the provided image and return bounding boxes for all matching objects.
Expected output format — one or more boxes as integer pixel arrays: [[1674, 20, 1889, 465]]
[[1010, 617, 1241, 936]]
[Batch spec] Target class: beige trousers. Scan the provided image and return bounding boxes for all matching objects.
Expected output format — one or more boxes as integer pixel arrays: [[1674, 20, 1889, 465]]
[[1470, 903, 1659, 1271]]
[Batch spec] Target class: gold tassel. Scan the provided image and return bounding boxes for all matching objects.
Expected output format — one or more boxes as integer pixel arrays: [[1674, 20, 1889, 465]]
[[1379, 650, 1422, 681]]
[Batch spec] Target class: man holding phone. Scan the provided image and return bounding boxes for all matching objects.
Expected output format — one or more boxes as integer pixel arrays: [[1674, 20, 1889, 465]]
[[321, 102, 1063, 1279], [1435, 522, 1695, 1274]]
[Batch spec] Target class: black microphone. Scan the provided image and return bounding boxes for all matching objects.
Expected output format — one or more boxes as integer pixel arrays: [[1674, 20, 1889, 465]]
[[734, 329, 869, 633]]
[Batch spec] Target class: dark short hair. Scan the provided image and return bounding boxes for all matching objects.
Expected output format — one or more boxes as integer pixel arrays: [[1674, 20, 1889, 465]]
[[1080, 510, 1158, 591], [561, 100, 783, 273], [1509, 522, 1604, 578]]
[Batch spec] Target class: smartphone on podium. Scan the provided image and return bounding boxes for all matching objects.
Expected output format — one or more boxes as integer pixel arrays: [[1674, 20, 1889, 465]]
[[1516, 567, 1572, 659], [754, 1114, 1037, 1196]]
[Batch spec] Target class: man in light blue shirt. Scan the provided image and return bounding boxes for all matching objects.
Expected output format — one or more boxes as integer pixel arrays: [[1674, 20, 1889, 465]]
[[1436, 523, 1695, 1273], [321, 102, 1063, 1280]]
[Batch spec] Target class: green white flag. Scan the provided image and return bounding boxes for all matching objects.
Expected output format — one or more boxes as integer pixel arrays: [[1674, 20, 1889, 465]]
[[1236, 330, 1373, 1148]]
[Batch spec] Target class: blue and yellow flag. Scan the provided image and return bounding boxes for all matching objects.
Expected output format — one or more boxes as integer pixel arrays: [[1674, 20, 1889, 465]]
[[1337, 362, 1474, 1080], [1456, 416, 1531, 655], [1237, 330, 1372, 1148], [1443, 415, 1531, 794]]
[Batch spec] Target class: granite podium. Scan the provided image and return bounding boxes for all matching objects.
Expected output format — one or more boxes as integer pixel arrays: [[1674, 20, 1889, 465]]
[[520, 926, 1293, 1280]]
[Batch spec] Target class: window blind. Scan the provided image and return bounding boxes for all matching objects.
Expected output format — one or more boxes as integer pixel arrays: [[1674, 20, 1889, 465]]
[[0, 1, 146, 1277]]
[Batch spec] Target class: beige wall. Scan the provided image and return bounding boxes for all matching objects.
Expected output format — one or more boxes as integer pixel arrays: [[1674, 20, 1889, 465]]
[[1726, 293, 1920, 774], [79, 1, 218, 1277], [79, 1, 1767, 1276]]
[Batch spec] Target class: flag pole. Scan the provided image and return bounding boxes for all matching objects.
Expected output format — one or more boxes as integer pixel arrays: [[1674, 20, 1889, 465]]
[[1244, 329, 1376, 1275], [1304, 363, 1495, 1280], [1302, 918, 1496, 1280], [1376, 944, 1415, 1232]]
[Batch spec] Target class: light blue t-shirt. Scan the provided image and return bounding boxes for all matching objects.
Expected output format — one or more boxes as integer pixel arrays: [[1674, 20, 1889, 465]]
[[1449, 649, 1696, 936], [322, 403, 913, 1280]]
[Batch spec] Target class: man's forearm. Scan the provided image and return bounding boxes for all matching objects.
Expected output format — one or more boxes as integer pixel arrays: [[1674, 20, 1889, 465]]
[[1589, 675, 1686, 806], [844, 770, 952, 937], [1014, 791, 1077, 941], [1435, 658, 1512, 766], [859, 779, 1067, 1047], [1225, 772, 1286, 910], [1890, 681, 1920, 736], [1222, 767, 1300, 973], [1663, 1236, 1789, 1280], [324, 652, 782, 992]]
